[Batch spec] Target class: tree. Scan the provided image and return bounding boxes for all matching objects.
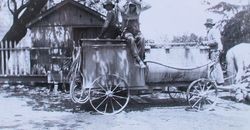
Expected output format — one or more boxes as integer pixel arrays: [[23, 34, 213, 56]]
[[172, 33, 204, 43], [207, 1, 244, 30], [1, 0, 48, 44], [221, 9, 250, 53], [206, 1, 250, 53]]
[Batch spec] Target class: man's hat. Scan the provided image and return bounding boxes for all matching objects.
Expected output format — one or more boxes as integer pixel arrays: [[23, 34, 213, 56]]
[[204, 18, 215, 26], [103, 0, 115, 9]]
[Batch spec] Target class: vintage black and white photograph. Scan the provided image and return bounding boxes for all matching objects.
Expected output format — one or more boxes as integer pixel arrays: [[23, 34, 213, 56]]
[[0, 0, 250, 129]]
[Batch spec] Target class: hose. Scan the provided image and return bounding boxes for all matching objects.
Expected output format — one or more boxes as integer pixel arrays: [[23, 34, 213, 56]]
[[145, 60, 215, 71]]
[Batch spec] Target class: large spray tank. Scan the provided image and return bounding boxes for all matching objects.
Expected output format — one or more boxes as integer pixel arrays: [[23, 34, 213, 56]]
[[145, 43, 213, 84]]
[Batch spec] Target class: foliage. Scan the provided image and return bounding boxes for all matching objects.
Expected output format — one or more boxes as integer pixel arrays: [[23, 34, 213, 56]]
[[172, 33, 205, 43], [221, 8, 250, 52], [207, 1, 244, 30], [206, 1, 250, 53]]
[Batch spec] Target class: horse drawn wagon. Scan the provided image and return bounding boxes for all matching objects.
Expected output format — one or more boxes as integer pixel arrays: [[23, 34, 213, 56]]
[[68, 39, 220, 115]]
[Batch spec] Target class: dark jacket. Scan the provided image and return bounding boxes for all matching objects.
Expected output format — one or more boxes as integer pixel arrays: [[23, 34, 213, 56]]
[[99, 10, 121, 39]]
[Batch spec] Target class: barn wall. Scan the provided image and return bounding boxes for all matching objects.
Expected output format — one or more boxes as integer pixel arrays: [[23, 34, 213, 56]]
[[31, 26, 72, 47], [28, 2, 104, 77], [32, 4, 104, 27]]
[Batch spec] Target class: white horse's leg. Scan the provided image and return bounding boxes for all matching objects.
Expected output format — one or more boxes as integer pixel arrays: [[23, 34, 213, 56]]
[[226, 50, 236, 84]]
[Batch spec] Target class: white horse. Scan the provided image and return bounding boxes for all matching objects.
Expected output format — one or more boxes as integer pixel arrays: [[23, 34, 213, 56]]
[[226, 43, 250, 84]]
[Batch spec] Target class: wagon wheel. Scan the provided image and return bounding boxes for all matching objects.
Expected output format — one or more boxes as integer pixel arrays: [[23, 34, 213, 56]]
[[89, 75, 130, 115], [187, 78, 218, 111], [168, 86, 187, 102], [70, 72, 89, 104]]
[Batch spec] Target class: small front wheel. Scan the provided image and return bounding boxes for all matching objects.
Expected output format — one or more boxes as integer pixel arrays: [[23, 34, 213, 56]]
[[187, 78, 218, 111]]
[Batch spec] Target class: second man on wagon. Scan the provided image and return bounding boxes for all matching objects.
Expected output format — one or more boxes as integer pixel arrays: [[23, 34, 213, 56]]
[[118, 0, 151, 68]]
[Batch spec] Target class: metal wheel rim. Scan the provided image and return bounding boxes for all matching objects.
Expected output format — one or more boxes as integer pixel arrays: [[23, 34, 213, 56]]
[[69, 73, 89, 104], [187, 78, 218, 111], [89, 75, 130, 115]]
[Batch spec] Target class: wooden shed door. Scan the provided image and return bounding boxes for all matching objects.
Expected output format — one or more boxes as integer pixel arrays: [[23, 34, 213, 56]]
[[73, 27, 101, 42]]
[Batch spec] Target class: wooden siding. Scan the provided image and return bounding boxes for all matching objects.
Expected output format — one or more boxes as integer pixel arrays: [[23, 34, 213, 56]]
[[31, 26, 72, 47], [31, 4, 104, 27]]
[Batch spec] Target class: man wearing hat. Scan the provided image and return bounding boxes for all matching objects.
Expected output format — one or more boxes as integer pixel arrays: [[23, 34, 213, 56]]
[[98, 0, 121, 39], [118, 0, 151, 68], [204, 18, 224, 86]]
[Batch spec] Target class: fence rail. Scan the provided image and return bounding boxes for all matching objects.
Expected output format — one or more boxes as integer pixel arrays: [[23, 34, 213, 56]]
[[0, 41, 72, 83], [0, 41, 31, 76]]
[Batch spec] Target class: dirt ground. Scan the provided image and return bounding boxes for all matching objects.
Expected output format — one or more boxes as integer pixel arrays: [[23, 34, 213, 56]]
[[1, 84, 250, 130]]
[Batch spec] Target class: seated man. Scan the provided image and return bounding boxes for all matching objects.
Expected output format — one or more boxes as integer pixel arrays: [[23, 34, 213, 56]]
[[98, 0, 121, 39], [118, 0, 151, 68]]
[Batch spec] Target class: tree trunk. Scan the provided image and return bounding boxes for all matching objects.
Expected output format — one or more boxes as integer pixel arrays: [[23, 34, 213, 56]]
[[0, 0, 48, 74], [1, 0, 48, 44]]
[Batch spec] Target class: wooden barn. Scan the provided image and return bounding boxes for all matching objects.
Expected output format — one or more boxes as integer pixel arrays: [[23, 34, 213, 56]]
[[28, 0, 104, 47], [0, 0, 105, 83]]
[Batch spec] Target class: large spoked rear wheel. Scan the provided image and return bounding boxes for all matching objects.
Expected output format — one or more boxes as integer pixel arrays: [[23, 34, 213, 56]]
[[89, 75, 130, 115], [70, 73, 89, 104], [187, 78, 218, 111]]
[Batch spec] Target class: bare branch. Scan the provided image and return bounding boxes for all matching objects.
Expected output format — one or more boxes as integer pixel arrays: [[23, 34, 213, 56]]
[[16, 0, 30, 16], [12, 0, 17, 12], [7, 0, 14, 15]]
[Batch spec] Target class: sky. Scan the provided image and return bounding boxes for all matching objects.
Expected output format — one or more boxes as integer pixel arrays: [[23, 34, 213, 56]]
[[0, 0, 249, 42], [140, 0, 249, 42]]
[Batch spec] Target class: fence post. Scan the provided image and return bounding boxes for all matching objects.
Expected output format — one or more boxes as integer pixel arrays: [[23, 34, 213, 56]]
[[15, 41, 18, 75], [4, 41, 8, 75], [9, 41, 13, 75], [24, 45, 29, 75], [0, 42, 3, 75], [19, 42, 23, 75]]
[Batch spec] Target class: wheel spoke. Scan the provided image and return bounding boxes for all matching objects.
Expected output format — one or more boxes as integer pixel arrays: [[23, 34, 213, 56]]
[[91, 95, 106, 101], [202, 82, 206, 92], [189, 95, 200, 102], [110, 98, 115, 112], [192, 97, 202, 108], [197, 82, 203, 89], [113, 95, 127, 100], [91, 89, 106, 95], [96, 96, 108, 109], [96, 82, 107, 92], [112, 82, 122, 93], [189, 92, 199, 96], [113, 89, 126, 94], [206, 84, 214, 92], [194, 85, 201, 92], [104, 101, 108, 113], [112, 97, 123, 107], [206, 99, 213, 105]]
